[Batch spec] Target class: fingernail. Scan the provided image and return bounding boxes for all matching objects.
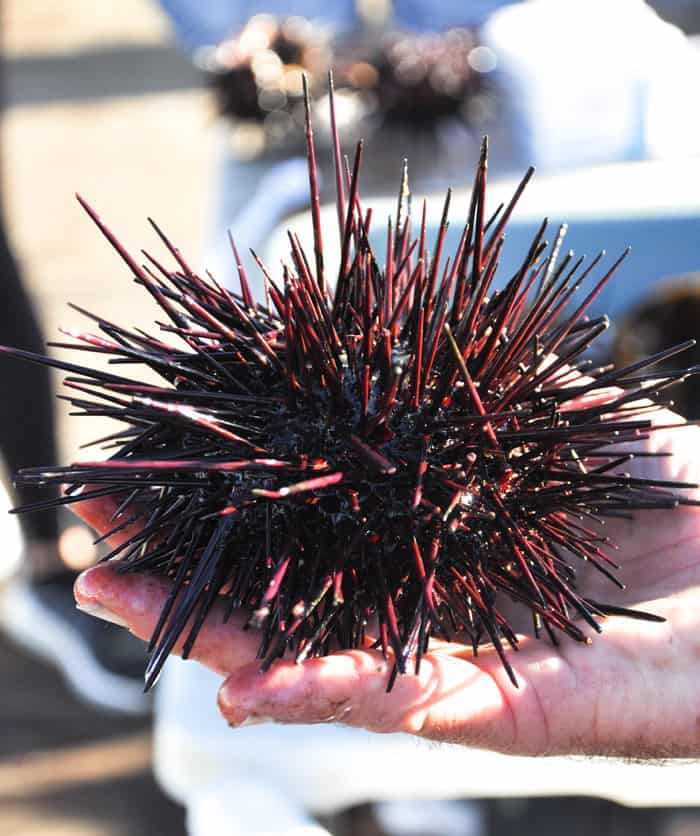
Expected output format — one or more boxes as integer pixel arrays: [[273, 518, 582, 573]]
[[232, 715, 274, 728], [76, 602, 129, 628]]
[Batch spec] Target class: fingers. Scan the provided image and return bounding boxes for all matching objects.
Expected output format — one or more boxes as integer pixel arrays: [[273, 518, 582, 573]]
[[74, 564, 260, 676], [217, 608, 700, 758], [217, 645, 546, 753]]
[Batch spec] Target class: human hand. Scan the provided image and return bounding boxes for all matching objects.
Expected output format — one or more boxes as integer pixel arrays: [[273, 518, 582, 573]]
[[73, 407, 700, 760]]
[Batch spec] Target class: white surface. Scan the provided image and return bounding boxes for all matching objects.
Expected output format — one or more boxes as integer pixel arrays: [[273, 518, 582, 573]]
[[374, 800, 483, 836], [187, 776, 333, 836]]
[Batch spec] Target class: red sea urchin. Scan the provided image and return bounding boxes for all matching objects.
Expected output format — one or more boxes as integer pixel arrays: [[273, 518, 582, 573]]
[[2, 80, 698, 691], [339, 27, 494, 131], [201, 15, 331, 151]]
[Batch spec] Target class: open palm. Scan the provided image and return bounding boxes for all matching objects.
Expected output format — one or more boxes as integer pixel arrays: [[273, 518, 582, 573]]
[[73, 408, 700, 759]]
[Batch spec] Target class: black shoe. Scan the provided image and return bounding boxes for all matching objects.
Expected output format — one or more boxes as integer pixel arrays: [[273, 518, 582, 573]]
[[0, 569, 151, 714]]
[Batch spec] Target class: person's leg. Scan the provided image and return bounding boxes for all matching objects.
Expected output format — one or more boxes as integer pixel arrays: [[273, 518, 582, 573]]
[[0, 213, 151, 713], [0, 214, 63, 573]]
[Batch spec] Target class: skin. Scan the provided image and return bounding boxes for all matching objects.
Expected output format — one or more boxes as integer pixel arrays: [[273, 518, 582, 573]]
[[73, 408, 700, 759]]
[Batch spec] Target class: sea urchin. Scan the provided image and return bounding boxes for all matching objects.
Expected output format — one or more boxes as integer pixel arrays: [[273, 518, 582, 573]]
[[339, 27, 493, 130], [3, 79, 698, 691]]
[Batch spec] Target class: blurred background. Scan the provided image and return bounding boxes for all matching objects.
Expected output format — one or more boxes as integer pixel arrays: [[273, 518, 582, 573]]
[[0, 1, 699, 834], [0, 7, 206, 835]]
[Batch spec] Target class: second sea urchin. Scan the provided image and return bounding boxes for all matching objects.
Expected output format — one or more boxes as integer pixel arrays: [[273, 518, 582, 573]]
[[340, 27, 494, 130], [201, 14, 332, 153], [4, 81, 698, 690]]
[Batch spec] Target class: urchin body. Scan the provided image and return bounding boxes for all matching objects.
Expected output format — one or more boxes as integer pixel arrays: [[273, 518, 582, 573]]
[[3, 82, 697, 692]]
